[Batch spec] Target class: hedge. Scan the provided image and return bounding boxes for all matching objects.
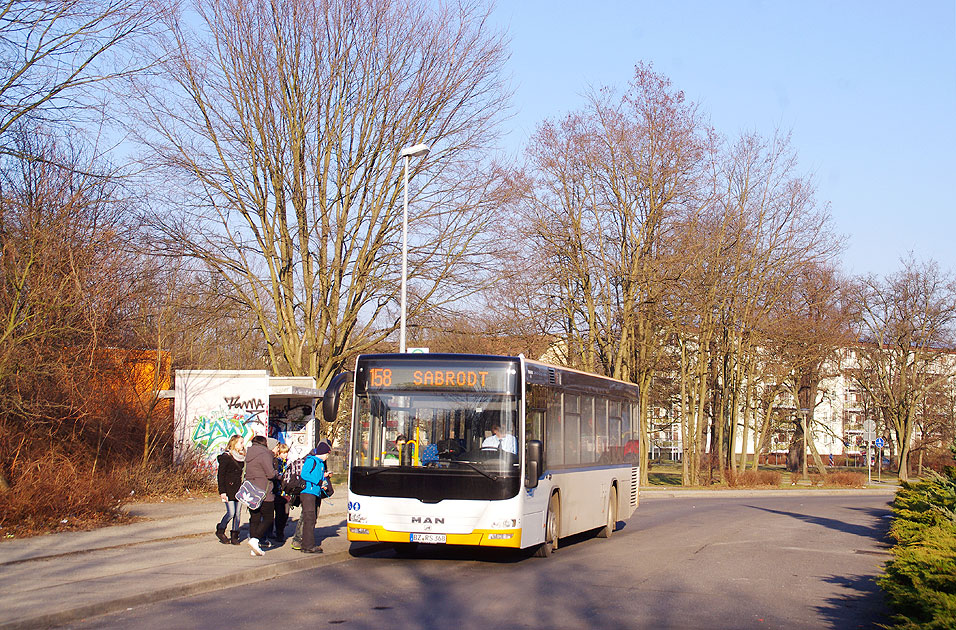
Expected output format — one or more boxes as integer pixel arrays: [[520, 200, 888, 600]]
[[879, 444, 956, 629]]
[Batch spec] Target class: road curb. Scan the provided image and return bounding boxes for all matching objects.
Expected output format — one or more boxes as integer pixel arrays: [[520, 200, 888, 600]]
[[0, 542, 388, 630], [639, 487, 900, 498]]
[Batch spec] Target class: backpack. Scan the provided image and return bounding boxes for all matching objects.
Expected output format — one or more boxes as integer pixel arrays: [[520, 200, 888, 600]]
[[281, 457, 307, 495]]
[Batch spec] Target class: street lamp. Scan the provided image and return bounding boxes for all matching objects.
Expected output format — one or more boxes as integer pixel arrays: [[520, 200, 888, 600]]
[[398, 143, 430, 353]]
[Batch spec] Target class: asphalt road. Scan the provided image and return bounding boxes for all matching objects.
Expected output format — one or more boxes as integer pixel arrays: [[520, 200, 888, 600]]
[[66, 493, 893, 630]]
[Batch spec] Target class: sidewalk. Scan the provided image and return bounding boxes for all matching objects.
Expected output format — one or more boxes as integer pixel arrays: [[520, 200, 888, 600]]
[[0, 496, 377, 630]]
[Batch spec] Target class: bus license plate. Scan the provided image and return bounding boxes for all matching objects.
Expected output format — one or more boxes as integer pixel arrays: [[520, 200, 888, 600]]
[[411, 533, 446, 544]]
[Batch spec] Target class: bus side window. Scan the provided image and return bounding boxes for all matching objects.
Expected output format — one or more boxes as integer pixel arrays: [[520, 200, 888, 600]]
[[581, 395, 595, 464], [546, 393, 563, 467], [564, 393, 580, 465], [527, 410, 543, 442], [595, 398, 608, 463], [526, 384, 546, 441], [608, 400, 622, 463]]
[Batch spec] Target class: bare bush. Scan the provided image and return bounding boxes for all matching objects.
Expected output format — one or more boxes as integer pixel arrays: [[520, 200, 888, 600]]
[[114, 459, 215, 500], [0, 451, 131, 536], [823, 472, 867, 488], [724, 469, 782, 488]]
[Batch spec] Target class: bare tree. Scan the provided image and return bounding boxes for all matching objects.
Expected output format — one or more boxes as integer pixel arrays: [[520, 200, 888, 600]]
[[514, 63, 713, 483], [760, 262, 854, 475], [0, 0, 161, 153], [666, 130, 836, 484], [130, 0, 509, 392], [853, 256, 956, 482]]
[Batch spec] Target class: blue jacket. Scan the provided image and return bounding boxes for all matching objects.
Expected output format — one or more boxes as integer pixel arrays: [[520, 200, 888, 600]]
[[300, 454, 327, 497]]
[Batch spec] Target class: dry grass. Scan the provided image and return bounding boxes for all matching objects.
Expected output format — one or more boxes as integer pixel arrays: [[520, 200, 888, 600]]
[[0, 452, 132, 537], [113, 460, 217, 501], [0, 453, 216, 538]]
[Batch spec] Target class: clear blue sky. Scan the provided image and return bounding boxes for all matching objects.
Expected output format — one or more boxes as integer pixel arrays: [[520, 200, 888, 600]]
[[491, 1, 956, 278]]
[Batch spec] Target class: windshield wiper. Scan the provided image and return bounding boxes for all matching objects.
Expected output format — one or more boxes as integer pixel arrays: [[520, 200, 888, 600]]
[[451, 460, 499, 481]]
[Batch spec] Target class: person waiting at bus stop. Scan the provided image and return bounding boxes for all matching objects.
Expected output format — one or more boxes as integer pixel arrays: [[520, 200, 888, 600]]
[[244, 435, 277, 557], [297, 441, 331, 554], [481, 423, 516, 454]]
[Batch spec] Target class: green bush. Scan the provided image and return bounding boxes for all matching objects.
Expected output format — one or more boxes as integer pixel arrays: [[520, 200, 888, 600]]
[[879, 444, 956, 629]]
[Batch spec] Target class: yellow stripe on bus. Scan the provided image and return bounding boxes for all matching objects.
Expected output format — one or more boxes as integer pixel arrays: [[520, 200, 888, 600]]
[[347, 525, 522, 548]]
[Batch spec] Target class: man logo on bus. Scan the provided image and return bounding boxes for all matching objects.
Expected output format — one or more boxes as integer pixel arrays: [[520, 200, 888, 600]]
[[411, 516, 444, 524]]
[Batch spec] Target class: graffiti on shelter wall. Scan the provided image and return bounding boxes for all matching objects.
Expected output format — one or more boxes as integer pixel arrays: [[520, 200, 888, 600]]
[[190, 399, 268, 464]]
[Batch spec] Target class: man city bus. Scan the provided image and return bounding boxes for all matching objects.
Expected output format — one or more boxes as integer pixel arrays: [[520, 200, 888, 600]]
[[322, 353, 641, 557]]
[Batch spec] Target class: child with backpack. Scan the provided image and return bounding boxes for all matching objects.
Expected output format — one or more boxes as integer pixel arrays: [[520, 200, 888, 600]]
[[292, 441, 332, 553]]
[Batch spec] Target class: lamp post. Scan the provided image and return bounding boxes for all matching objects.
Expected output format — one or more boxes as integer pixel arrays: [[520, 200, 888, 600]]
[[398, 143, 430, 353]]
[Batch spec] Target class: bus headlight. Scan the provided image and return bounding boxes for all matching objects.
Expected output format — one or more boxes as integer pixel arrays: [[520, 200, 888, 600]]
[[487, 533, 514, 540], [491, 519, 516, 529], [350, 527, 370, 535]]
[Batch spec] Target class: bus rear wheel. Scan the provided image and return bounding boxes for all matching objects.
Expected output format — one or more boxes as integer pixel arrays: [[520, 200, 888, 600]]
[[534, 493, 559, 557], [598, 486, 617, 538]]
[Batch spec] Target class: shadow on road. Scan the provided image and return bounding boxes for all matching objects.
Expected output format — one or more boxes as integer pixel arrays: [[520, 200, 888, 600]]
[[746, 505, 893, 542], [746, 504, 894, 629], [348, 521, 624, 564], [816, 572, 890, 630]]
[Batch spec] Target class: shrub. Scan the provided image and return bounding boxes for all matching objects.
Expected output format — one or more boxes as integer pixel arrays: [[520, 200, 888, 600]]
[[114, 460, 216, 500], [879, 441, 956, 629], [724, 469, 782, 488], [823, 472, 867, 488], [0, 452, 131, 537], [0, 451, 215, 538]]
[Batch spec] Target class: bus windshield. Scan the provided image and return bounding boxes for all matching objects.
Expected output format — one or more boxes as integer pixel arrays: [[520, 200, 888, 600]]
[[352, 390, 520, 472]]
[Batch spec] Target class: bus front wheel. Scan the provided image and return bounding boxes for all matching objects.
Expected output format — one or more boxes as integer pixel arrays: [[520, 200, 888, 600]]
[[534, 493, 559, 557], [598, 486, 617, 538]]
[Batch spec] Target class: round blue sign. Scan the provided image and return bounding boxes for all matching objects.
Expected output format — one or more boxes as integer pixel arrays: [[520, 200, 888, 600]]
[[874, 437, 885, 448]]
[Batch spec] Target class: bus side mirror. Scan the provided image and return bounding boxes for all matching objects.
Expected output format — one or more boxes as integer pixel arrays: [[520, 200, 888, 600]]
[[322, 371, 354, 426], [526, 439, 543, 489]]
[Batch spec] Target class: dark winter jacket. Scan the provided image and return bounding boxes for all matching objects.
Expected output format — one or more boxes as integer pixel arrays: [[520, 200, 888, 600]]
[[217, 452, 244, 501], [244, 442, 277, 502]]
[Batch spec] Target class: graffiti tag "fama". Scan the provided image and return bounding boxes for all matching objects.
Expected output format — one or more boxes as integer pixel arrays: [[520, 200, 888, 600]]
[[224, 396, 265, 411]]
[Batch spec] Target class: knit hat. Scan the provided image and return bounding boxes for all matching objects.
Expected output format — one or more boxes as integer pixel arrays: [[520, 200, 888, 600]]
[[315, 441, 331, 455]]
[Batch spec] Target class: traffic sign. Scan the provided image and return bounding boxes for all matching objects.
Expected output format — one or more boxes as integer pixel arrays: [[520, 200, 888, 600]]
[[874, 437, 885, 448]]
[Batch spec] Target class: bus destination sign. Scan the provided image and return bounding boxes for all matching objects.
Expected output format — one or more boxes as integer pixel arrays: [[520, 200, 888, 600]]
[[358, 359, 516, 393]]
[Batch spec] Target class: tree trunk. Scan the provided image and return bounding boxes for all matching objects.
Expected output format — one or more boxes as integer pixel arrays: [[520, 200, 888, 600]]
[[806, 429, 828, 476], [679, 341, 691, 486], [897, 440, 910, 483]]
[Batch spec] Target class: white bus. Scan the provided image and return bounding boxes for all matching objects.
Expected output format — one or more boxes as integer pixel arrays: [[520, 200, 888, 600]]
[[323, 353, 641, 557]]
